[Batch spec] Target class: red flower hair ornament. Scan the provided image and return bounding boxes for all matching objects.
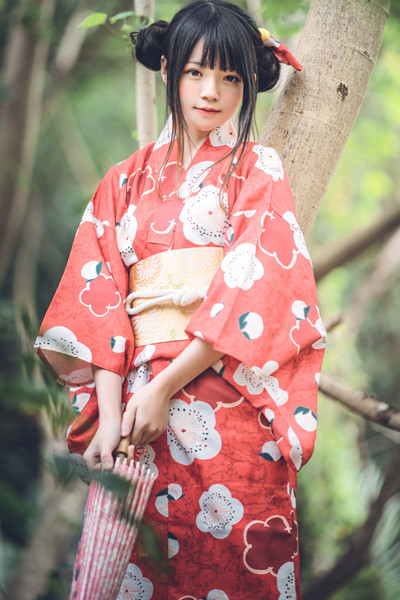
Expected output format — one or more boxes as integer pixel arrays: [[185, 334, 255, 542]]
[[259, 28, 302, 71]]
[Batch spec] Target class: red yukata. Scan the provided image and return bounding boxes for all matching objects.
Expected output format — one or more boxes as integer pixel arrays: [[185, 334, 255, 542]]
[[35, 118, 326, 600]]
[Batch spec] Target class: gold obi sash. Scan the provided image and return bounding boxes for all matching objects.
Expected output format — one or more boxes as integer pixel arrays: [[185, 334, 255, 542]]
[[126, 247, 224, 347]]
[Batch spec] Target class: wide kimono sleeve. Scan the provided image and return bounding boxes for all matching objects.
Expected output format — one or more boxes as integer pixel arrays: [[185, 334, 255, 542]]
[[186, 145, 326, 471], [34, 163, 136, 387]]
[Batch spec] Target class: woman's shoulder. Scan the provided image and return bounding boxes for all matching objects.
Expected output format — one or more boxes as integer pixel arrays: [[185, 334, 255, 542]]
[[238, 141, 285, 179], [105, 142, 156, 182]]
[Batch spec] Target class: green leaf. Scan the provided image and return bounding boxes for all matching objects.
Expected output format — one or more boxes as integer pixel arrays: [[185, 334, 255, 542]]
[[78, 13, 108, 29], [110, 11, 135, 24]]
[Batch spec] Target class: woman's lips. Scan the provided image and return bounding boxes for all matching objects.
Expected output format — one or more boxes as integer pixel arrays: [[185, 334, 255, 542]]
[[196, 107, 220, 114]]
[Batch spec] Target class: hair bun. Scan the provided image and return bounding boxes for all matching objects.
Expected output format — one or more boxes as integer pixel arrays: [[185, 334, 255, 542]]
[[256, 45, 280, 93], [131, 20, 169, 71]]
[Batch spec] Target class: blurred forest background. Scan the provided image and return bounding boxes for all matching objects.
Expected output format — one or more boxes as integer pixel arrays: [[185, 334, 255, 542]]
[[1, 0, 400, 598]]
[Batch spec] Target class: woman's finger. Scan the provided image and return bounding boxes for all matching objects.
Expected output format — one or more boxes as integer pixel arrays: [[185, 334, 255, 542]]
[[121, 399, 138, 437]]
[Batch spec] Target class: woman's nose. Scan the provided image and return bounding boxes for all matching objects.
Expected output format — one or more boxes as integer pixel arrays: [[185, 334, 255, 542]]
[[200, 75, 219, 100]]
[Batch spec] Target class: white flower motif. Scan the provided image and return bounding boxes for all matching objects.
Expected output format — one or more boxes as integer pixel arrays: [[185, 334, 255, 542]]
[[135, 445, 159, 480], [263, 408, 275, 424], [59, 368, 93, 386], [35, 326, 92, 361], [126, 364, 152, 395], [312, 317, 327, 350], [196, 484, 244, 539], [287, 484, 297, 509], [117, 563, 153, 600], [134, 345, 156, 367], [233, 363, 264, 395], [207, 591, 230, 600], [209, 122, 237, 147], [294, 407, 317, 432], [70, 391, 91, 414], [179, 185, 229, 246], [153, 116, 173, 150], [119, 173, 128, 188], [277, 561, 297, 600], [168, 399, 222, 465], [252, 364, 288, 407], [111, 336, 126, 353], [80, 260, 102, 281], [221, 243, 263, 290], [291, 300, 310, 320], [117, 204, 138, 267], [288, 427, 303, 471], [239, 311, 264, 341], [259, 441, 282, 462], [178, 161, 214, 199], [155, 483, 184, 517], [168, 532, 179, 559], [252, 145, 284, 181], [282, 212, 310, 260], [233, 361, 288, 406], [210, 302, 224, 317], [80, 200, 110, 239]]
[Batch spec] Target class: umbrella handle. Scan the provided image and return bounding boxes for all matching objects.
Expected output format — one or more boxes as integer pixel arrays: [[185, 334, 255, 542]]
[[114, 435, 131, 459]]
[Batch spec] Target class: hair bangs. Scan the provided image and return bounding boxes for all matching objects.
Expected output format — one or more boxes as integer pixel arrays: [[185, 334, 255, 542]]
[[200, 16, 253, 77]]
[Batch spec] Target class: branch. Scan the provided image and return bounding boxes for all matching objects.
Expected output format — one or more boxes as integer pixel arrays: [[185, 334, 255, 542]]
[[303, 443, 400, 600], [313, 203, 400, 281], [319, 373, 400, 432], [347, 225, 400, 332]]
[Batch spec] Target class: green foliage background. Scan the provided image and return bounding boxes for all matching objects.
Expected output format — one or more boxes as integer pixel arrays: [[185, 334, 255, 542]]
[[1, 0, 400, 598]]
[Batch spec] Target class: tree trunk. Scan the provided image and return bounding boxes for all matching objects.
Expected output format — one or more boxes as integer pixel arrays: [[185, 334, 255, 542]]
[[261, 0, 390, 238], [134, 0, 157, 147], [0, 0, 55, 288]]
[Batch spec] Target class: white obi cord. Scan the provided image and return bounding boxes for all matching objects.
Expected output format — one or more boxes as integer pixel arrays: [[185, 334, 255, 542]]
[[125, 285, 208, 315]]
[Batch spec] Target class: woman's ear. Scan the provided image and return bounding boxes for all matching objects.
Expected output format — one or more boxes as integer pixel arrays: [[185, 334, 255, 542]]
[[160, 56, 167, 84]]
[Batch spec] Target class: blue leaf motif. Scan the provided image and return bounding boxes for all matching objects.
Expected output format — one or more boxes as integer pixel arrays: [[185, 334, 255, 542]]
[[95, 261, 103, 276]]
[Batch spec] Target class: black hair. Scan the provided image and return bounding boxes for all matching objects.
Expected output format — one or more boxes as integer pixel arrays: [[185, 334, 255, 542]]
[[132, 0, 280, 187]]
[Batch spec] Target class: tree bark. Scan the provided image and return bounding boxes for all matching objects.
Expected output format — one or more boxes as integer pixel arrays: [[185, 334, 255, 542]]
[[0, 0, 56, 288], [134, 0, 157, 147], [261, 0, 390, 238]]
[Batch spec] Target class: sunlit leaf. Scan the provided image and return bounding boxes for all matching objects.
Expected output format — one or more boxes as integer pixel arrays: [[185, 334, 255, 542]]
[[78, 13, 108, 29], [109, 11, 135, 24]]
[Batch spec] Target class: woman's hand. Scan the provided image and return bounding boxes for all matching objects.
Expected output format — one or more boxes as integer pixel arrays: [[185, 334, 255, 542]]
[[84, 366, 123, 470], [121, 379, 171, 448], [83, 416, 121, 470], [121, 338, 223, 448]]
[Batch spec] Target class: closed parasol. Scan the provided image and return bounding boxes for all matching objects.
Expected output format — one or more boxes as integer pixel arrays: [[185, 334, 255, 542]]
[[70, 438, 155, 599]]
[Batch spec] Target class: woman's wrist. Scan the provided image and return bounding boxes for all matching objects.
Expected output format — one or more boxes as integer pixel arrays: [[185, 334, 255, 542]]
[[93, 365, 123, 420], [151, 337, 223, 399]]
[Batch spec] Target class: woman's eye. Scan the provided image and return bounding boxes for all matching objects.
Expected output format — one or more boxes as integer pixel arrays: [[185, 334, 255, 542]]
[[187, 69, 201, 77], [225, 74, 241, 83]]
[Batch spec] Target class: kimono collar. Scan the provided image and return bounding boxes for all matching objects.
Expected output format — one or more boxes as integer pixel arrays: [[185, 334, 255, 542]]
[[153, 115, 238, 155]]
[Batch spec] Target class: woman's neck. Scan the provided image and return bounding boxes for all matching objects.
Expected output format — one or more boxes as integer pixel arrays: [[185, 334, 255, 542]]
[[181, 132, 209, 170]]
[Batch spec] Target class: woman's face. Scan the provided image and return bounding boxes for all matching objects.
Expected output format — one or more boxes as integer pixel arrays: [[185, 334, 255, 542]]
[[178, 39, 244, 146]]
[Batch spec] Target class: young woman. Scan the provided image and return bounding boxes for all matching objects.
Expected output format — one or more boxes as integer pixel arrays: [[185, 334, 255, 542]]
[[35, 1, 325, 598]]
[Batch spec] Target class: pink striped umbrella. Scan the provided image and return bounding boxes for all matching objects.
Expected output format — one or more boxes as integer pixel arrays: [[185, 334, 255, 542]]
[[70, 446, 155, 600]]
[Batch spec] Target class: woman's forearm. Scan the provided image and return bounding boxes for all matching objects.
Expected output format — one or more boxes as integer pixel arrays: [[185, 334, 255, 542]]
[[152, 337, 224, 398], [93, 365, 123, 420], [120, 337, 223, 442]]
